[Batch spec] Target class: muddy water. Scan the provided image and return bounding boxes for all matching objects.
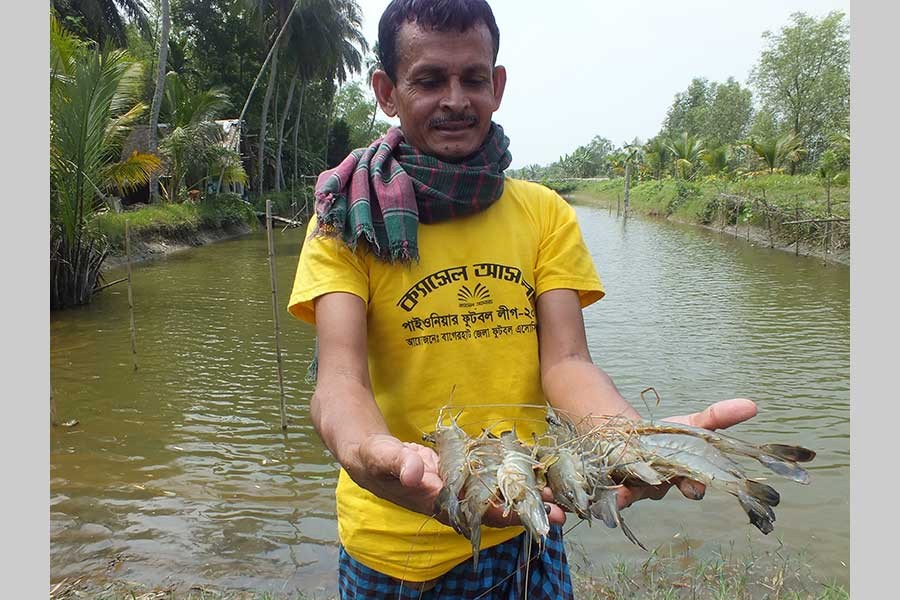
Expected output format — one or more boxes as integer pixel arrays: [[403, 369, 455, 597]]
[[50, 200, 849, 594]]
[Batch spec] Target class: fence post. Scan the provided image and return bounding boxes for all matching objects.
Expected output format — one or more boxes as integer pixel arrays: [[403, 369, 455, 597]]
[[266, 199, 288, 430]]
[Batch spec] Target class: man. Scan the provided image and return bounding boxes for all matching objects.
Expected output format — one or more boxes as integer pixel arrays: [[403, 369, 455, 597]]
[[288, 0, 757, 597]]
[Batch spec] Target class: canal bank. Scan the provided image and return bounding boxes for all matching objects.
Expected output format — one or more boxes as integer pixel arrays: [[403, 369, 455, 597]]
[[556, 176, 850, 267]]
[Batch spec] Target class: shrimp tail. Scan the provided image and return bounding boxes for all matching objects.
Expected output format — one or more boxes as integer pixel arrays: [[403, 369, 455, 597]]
[[436, 487, 466, 535], [737, 490, 776, 534], [470, 525, 482, 570], [757, 444, 816, 484], [745, 479, 781, 507]]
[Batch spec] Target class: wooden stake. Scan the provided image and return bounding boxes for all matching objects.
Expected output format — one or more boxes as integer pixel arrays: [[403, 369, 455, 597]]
[[50, 390, 59, 426], [795, 205, 801, 256], [126, 220, 138, 371], [266, 199, 288, 430]]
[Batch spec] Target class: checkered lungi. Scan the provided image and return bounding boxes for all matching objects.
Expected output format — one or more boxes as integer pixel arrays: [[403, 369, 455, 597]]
[[337, 524, 574, 599]]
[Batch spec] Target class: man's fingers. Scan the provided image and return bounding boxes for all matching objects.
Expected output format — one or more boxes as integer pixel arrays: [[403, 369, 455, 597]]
[[617, 483, 671, 509], [676, 478, 706, 500], [396, 447, 425, 487], [666, 398, 758, 430]]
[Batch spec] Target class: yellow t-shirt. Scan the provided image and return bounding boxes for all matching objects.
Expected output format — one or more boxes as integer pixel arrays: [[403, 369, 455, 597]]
[[288, 177, 604, 581]]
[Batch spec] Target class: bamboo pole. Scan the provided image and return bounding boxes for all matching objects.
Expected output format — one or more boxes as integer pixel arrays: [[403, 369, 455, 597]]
[[126, 220, 138, 371], [266, 199, 288, 430], [794, 205, 801, 256]]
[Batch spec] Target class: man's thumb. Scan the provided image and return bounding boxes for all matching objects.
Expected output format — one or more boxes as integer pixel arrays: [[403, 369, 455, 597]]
[[395, 447, 425, 488]]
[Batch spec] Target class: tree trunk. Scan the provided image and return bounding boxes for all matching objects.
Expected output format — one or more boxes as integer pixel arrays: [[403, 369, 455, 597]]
[[256, 45, 280, 195], [323, 93, 335, 168], [292, 80, 307, 217], [367, 97, 378, 136], [825, 182, 832, 253], [148, 0, 170, 203], [275, 66, 300, 194], [227, 1, 299, 194], [624, 162, 632, 215]]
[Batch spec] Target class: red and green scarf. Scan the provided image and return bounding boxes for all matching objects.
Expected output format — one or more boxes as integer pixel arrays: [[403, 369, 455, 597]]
[[313, 122, 512, 262]]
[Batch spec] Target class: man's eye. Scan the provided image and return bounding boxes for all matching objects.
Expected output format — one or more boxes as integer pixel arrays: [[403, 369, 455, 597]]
[[465, 79, 488, 87], [418, 79, 441, 89]]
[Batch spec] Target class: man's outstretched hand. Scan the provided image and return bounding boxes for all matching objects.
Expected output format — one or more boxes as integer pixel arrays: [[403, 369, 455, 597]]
[[352, 433, 568, 529], [616, 398, 759, 509]]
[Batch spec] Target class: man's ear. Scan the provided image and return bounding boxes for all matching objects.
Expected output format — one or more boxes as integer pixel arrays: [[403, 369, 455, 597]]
[[491, 65, 507, 111], [371, 70, 398, 118]]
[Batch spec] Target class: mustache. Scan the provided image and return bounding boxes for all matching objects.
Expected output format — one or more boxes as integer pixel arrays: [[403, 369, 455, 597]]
[[429, 113, 478, 128]]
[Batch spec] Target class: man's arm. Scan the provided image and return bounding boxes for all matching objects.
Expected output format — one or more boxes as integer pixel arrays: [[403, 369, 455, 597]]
[[312, 292, 444, 516], [536, 288, 758, 507]]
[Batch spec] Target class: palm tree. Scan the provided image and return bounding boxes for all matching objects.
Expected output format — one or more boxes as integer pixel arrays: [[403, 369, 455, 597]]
[[158, 73, 243, 202], [51, 0, 152, 46], [643, 137, 671, 180], [317, 0, 369, 167], [622, 142, 643, 213], [743, 132, 806, 174], [251, 0, 299, 196], [51, 16, 161, 308], [666, 132, 707, 179], [702, 145, 733, 177], [365, 41, 381, 137], [148, 0, 169, 203]]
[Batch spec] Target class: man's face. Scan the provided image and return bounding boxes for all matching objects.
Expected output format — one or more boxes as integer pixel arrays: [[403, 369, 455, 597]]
[[373, 21, 506, 161]]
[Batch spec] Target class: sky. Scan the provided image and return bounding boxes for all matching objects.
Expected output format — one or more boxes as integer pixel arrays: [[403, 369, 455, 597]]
[[352, 0, 849, 170]]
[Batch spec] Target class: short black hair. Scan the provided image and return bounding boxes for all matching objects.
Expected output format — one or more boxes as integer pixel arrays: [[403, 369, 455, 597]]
[[377, 0, 501, 82]]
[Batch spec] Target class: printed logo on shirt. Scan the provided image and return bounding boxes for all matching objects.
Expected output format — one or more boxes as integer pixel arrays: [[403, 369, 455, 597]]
[[397, 262, 538, 348]]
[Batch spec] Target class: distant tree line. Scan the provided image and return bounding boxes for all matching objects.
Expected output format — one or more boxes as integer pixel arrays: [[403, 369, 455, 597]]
[[509, 11, 849, 185]]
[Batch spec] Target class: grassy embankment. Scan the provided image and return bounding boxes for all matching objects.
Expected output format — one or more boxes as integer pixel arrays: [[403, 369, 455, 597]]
[[92, 193, 258, 255], [89, 190, 316, 267], [547, 175, 850, 263], [50, 544, 849, 600]]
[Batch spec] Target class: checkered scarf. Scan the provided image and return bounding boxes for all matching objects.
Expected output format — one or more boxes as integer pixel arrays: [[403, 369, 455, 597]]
[[312, 122, 512, 262]]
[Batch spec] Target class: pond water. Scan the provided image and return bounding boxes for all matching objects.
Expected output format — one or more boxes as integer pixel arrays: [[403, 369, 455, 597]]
[[50, 196, 849, 595]]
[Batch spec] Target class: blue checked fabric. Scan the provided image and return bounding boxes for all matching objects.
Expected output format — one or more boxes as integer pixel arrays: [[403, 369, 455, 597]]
[[337, 524, 574, 599]]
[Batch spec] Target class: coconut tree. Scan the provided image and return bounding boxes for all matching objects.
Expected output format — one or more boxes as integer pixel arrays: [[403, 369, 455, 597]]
[[50, 17, 161, 308], [365, 41, 382, 137], [643, 136, 671, 180], [148, 0, 169, 203], [51, 0, 152, 46], [316, 0, 368, 167], [158, 72, 241, 201], [621, 142, 643, 213], [743, 132, 806, 174], [666, 132, 707, 179], [702, 145, 733, 177]]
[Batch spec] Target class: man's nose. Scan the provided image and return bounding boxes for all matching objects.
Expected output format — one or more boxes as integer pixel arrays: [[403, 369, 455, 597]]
[[440, 79, 471, 112]]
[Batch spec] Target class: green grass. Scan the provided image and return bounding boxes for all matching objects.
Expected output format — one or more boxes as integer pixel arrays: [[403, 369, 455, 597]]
[[91, 193, 258, 253], [51, 545, 848, 600], [571, 543, 849, 600]]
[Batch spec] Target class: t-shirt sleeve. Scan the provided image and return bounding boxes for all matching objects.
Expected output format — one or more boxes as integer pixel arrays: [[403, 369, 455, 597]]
[[533, 190, 605, 308], [287, 216, 370, 324]]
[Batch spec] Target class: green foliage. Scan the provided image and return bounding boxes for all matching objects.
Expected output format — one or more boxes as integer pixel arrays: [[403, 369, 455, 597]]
[[155, 71, 244, 201], [749, 11, 849, 167], [50, 15, 161, 307], [51, 0, 152, 47], [93, 193, 257, 252], [334, 80, 390, 149], [326, 118, 352, 168]]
